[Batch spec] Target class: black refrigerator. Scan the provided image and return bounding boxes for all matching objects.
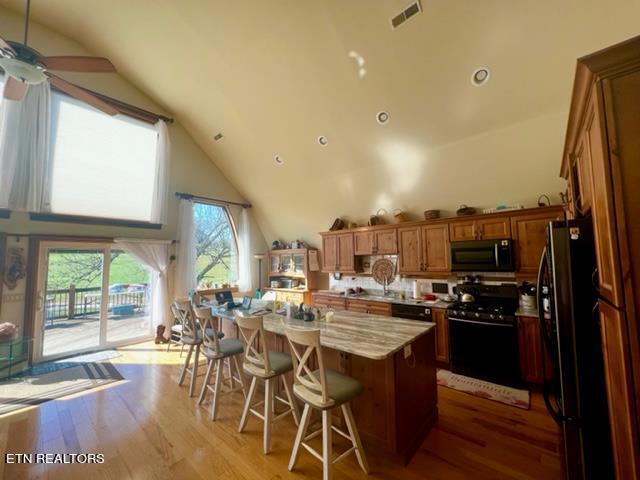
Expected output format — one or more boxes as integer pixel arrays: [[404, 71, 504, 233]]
[[536, 217, 613, 480]]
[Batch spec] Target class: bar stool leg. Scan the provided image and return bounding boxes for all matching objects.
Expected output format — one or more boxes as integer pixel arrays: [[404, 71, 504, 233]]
[[322, 409, 333, 480], [263, 378, 274, 454], [239, 377, 257, 432], [178, 344, 194, 386], [342, 403, 369, 473], [288, 403, 312, 471], [210, 358, 224, 421], [232, 355, 247, 397], [198, 358, 215, 405], [189, 344, 200, 397], [281, 376, 300, 425]]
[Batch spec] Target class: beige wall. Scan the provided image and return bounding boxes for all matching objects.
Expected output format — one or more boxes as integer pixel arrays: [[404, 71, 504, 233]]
[[0, 9, 268, 329]]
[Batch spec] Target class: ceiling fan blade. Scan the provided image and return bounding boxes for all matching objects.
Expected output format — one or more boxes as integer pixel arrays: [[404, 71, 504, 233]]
[[47, 74, 119, 116], [0, 35, 15, 54], [40, 56, 116, 73], [3, 77, 29, 101]]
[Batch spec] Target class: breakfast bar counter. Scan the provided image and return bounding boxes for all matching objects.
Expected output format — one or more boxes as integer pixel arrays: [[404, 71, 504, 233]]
[[213, 306, 438, 464]]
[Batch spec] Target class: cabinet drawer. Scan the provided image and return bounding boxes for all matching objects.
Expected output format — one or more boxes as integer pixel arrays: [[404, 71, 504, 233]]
[[346, 299, 391, 316], [313, 295, 346, 310]]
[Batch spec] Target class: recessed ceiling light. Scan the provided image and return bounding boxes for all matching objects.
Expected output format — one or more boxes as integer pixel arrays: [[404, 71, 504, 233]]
[[376, 111, 390, 125], [471, 67, 491, 87], [317, 135, 328, 146], [213, 133, 223, 141], [274, 154, 285, 166]]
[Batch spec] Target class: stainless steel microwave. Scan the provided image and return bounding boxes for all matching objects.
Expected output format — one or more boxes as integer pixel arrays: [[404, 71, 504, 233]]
[[450, 238, 514, 272]]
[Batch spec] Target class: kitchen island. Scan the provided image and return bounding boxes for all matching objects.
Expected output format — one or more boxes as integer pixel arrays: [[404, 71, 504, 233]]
[[212, 306, 438, 464]]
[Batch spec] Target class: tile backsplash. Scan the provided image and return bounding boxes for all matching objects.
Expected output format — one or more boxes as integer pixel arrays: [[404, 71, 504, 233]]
[[329, 272, 518, 298]]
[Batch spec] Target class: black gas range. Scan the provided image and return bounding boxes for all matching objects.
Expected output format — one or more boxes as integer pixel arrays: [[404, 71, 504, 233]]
[[447, 283, 521, 387]]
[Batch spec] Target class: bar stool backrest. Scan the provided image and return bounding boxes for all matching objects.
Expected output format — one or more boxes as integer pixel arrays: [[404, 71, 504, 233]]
[[193, 307, 221, 355], [283, 324, 329, 406], [174, 299, 198, 339], [236, 314, 272, 376]]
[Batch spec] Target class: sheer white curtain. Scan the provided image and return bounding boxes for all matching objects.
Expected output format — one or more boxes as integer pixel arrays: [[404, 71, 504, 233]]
[[175, 198, 197, 297], [0, 81, 51, 211], [150, 120, 170, 224], [114, 238, 172, 328], [237, 207, 253, 293]]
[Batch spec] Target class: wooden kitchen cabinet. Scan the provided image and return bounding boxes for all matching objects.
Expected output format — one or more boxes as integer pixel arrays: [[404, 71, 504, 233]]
[[353, 231, 374, 255], [346, 298, 392, 316], [320, 232, 355, 273], [432, 308, 449, 364], [560, 38, 640, 478], [312, 293, 347, 310], [353, 228, 398, 255], [477, 217, 511, 239], [398, 226, 422, 274], [510, 207, 564, 275], [337, 233, 355, 272], [374, 228, 398, 254], [449, 217, 510, 241], [421, 224, 450, 272], [599, 300, 640, 479], [321, 234, 338, 272], [449, 220, 476, 241], [518, 315, 546, 384]]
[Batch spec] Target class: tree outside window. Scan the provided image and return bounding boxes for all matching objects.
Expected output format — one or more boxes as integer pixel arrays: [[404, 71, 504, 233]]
[[193, 202, 239, 286]]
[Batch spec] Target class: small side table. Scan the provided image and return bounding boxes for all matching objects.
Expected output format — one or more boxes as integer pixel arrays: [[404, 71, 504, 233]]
[[0, 336, 33, 380]]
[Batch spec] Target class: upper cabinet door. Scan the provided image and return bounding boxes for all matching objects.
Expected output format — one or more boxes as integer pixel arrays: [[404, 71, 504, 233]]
[[398, 226, 422, 274], [337, 233, 355, 272], [353, 231, 374, 255], [511, 209, 563, 275], [374, 229, 398, 254], [588, 85, 624, 308], [321, 235, 338, 272], [573, 131, 594, 215], [449, 220, 476, 241], [421, 224, 449, 272], [269, 253, 280, 274], [477, 217, 511, 239]]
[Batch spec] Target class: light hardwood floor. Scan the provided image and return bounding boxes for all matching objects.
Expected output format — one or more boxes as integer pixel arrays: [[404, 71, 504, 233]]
[[0, 341, 562, 479]]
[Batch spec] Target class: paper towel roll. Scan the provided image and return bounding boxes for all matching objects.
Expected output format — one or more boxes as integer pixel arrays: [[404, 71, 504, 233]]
[[412, 280, 421, 299]]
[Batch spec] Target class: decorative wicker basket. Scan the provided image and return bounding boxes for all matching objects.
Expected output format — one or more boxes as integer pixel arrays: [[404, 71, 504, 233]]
[[393, 209, 409, 223], [424, 209, 440, 220]]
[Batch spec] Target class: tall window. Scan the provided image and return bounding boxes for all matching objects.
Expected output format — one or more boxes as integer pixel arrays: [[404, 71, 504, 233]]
[[48, 92, 159, 221], [193, 202, 239, 286]]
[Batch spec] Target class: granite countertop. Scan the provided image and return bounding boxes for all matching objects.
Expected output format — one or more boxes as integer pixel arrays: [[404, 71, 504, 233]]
[[212, 306, 435, 361], [313, 290, 452, 309]]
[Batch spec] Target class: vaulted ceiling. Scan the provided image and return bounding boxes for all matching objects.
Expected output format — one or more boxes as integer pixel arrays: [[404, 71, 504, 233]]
[[1, 0, 639, 244]]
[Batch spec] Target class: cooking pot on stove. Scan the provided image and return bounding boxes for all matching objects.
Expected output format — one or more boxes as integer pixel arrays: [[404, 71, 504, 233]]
[[461, 293, 475, 303]]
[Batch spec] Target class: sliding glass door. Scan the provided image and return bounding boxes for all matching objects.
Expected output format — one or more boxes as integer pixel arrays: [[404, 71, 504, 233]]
[[34, 242, 153, 362]]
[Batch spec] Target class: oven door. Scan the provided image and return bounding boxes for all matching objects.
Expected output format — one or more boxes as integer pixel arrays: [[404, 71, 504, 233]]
[[448, 316, 521, 387], [450, 239, 514, 272]]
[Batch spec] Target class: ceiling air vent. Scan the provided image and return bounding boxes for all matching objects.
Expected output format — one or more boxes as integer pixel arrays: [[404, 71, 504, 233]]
[[391, 1, 422, 30]]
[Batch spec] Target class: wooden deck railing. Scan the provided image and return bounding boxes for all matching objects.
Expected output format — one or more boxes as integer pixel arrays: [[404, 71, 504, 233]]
[[45, 285, 149, 322]]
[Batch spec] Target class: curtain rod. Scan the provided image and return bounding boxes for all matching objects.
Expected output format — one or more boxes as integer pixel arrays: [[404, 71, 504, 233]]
[[175, 192, 252, 209]]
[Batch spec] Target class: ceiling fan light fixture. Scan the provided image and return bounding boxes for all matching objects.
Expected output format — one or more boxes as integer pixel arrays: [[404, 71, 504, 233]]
[[0, 57, 47, 84]]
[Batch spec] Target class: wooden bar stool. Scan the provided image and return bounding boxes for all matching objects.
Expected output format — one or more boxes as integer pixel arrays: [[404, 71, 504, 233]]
[[236, 314, 300, 454], [283, 324, 369, 480], [174, 299, 202, 397], [167, 303, 185, 355], [193, 307, 246, 420]]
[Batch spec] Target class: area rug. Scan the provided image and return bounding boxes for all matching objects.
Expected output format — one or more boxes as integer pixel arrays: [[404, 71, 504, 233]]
[[437, 369, 530, 409], [20, 349, 121, 377], [0, 361, 124, 416]]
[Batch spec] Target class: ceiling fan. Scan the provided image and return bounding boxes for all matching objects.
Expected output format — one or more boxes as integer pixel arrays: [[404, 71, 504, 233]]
[[0, 0, 118, 115]]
